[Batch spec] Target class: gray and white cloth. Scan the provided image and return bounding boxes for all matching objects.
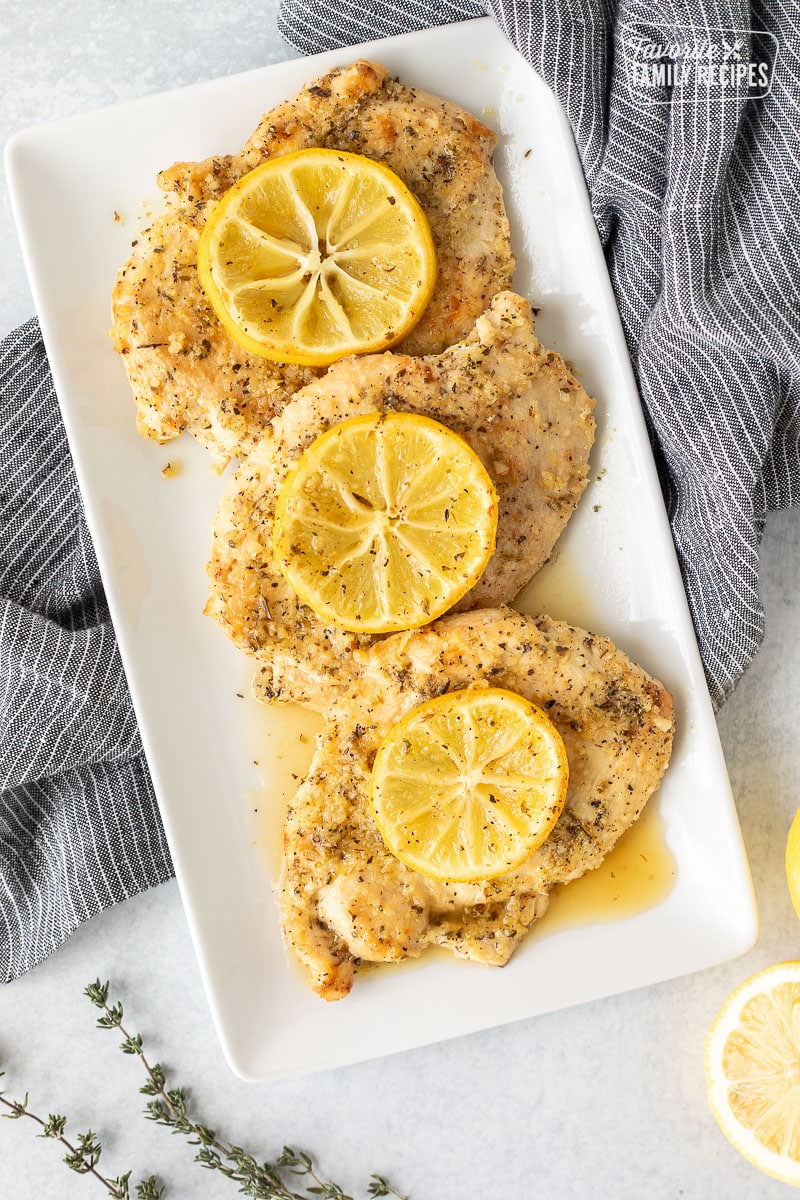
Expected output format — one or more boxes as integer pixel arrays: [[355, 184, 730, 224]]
[[2, 2, 799, 980], [278, 0, 800, 704], [0, 323, 172, 983]]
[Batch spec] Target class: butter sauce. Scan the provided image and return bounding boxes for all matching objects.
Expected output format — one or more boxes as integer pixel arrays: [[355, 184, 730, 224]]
[[538, 800, 676, 935], [244, 686, 676, 937]]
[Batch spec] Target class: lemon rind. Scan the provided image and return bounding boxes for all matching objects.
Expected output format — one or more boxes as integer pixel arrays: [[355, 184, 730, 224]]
[[197, 148, 437, 366], [272, 412, 499, 635]]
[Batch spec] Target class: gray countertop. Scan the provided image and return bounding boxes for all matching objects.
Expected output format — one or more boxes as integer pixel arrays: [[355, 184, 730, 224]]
[[2, 5, 799, 1198]]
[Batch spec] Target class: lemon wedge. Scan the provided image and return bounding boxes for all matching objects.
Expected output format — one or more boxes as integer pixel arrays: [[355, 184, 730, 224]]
[[197, 148, 436, 366], [787, 807, 800, 920], [706, 962, 800, 1186], [272, 412, 498, 634], [370, 687, 569, 883]]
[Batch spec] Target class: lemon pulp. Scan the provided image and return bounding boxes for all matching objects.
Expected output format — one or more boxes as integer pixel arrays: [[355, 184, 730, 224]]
[[370, 686, 569, 883], [272, 412, 498, 634], [706, 962, 800, 1186]]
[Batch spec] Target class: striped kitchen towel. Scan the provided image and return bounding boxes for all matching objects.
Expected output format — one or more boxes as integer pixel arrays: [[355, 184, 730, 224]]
[[2, 2, 799, 982], [0, 321, 173, 984], [279, 0, 800, 704]]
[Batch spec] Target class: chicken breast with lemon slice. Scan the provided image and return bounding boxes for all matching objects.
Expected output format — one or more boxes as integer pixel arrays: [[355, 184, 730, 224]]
[[205, 291, 596, 707], [279, 607, 675, 1000], [110, 59, 515, 466]]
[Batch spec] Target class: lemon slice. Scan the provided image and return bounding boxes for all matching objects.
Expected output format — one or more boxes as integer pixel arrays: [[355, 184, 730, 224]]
[[273, 412, 498, 634], [706, 962, 800, 1186], [370, 687, 569, 883], [197, 148, 436, 366], [787, 808, 800, 920]]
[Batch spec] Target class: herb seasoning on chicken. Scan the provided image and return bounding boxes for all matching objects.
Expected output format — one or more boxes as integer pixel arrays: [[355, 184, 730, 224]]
[[110, 60, 515, 466], [279, 608, 675, 1000], [206, 292, 596, 707]]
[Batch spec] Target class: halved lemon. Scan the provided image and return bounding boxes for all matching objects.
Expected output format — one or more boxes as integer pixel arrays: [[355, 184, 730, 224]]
[[370, 687, 569, 883], [272, 412, 498, 634], [787, 808, 800, 920], [706, 962, 800, 1186], [197, 148, 436, 366]]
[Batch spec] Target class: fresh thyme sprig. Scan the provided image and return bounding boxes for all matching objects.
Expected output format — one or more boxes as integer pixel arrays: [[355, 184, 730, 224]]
[[0, 1076, 162, 1199], [1, 981, 406, 1200], [85, 979, 407, 1200]]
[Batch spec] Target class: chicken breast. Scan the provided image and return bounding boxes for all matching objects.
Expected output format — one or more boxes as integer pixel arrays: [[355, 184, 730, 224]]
[[205, 292, 596, 708], [279, 607, 675, 1000], [110, 60, 515, 466]]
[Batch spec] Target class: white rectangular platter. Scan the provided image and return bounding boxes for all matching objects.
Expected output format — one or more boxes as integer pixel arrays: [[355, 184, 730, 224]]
[[6, 17, 757, 1080]]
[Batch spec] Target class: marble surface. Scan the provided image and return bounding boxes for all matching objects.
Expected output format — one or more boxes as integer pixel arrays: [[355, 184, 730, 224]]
[[2, 5, 800, 1198]]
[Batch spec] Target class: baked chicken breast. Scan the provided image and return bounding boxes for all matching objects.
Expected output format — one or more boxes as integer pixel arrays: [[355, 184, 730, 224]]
[[110, 60, 515, 465], [205, 292, 596, 708], [279, 608, 675, 1000]]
